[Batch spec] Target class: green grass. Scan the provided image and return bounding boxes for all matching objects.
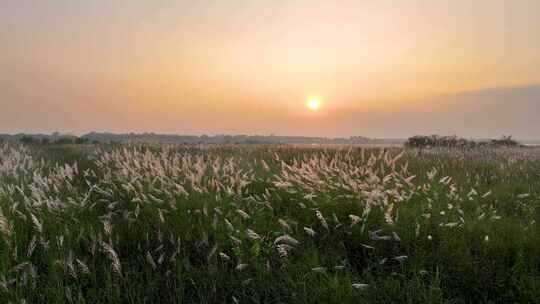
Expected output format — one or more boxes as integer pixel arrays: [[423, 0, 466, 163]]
[[0, 144, 539, 303]]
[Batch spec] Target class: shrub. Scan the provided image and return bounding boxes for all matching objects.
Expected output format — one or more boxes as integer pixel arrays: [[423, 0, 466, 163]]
[[405, 135, 475, 148], [490, 135, 520, 147], [406, 135, 520, 149]]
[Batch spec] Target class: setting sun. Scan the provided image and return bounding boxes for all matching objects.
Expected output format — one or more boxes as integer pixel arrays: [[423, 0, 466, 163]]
[[307, 98, 322, 111]]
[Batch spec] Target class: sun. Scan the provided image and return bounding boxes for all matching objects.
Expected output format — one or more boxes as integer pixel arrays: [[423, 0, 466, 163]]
[[306, 97, 321, 111]]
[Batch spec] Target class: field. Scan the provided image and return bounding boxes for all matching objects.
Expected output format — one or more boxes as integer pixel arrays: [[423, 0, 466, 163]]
[[1, 143, 540, 303]]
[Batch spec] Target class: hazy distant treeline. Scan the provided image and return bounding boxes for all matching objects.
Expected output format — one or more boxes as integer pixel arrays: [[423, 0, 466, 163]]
[[0, 133, 92, 145], [0, 132, 404, 145], [2, 132, 537, 146], [405, 135, 522, 148], [82, 132, 407, 145]]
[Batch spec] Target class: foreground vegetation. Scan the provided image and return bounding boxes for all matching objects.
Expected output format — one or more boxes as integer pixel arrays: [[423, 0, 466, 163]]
[[0, 143, 539, 303]]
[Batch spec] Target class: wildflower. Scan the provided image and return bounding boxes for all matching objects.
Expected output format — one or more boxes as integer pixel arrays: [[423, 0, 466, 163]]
[[349, 214, 361, 227]]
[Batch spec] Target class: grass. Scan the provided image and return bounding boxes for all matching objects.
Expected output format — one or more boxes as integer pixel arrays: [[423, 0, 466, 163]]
[[0, 143, 539, 303]]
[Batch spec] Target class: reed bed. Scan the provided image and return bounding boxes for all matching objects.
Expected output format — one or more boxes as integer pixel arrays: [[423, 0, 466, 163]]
[[0, 143, 539, 303]]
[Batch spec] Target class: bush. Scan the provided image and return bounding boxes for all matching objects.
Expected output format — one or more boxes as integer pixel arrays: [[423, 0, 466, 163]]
[[20, 135, 38, 145], [405, 135, 475, 148], [490, 135, 520, 147], [406, 135, 520, 149]]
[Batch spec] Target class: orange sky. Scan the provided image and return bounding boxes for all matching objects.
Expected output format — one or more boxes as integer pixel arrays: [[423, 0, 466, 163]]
[[2, 0, 540, 138]]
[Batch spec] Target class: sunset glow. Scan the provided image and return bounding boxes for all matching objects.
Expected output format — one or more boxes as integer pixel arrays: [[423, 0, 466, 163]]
[[1, 0, 540, 138]]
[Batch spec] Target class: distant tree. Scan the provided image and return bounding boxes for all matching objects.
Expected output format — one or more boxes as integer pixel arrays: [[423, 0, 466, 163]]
[[75, 137, 89, 144], [54, 138, 75, 145], [490, 135, 519, 147], [20, 136, 37, 145], [406, 135, 520, 149], [406, 135, 471, 148]]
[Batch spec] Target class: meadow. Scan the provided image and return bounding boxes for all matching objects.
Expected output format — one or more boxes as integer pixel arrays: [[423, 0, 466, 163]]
[[0, 143, 539, 303]]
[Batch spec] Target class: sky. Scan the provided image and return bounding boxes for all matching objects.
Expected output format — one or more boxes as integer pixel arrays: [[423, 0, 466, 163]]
[[1, 0, 540, 139]]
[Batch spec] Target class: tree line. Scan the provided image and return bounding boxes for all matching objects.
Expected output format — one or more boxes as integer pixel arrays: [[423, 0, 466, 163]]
[[405, 135, 520, 148]]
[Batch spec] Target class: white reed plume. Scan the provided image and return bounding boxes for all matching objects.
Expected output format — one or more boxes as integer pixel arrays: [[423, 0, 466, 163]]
[[0, 208, 11, 237], [352, 283, 369, 290], [315, 210, 329, 230], [235, 263, 249, 272], [100, 241, 122, 275], [303, 227, 316, 237], [219, 252, 231, 261], [277, 244, 293, 258], [246, 229, 261, 241], [236, 209, 251, 220], [274, 235, 300, 246], [29, 212, 43, 234]]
